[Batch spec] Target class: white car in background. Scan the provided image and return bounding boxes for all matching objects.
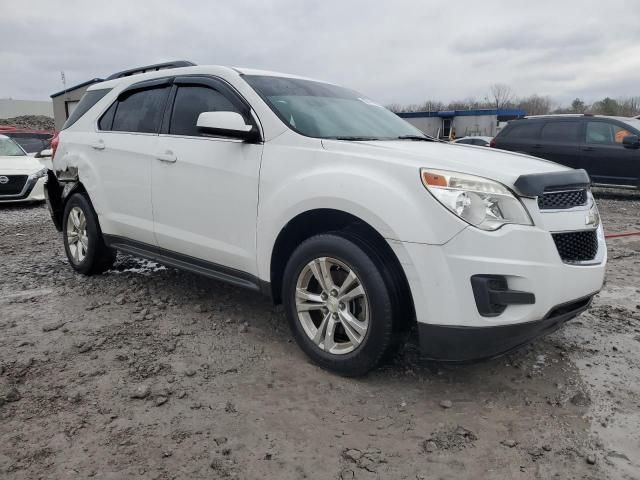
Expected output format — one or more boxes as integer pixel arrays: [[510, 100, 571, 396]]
[[453, 136, 494, 147], [0, 134, 47, 203]]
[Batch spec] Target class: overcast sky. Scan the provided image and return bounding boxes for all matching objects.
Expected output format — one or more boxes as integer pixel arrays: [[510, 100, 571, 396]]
[[2, 0, 639, 106]]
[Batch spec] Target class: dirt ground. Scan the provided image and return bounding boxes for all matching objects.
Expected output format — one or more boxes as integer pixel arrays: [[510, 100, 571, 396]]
[[1, 190, 639, 480]]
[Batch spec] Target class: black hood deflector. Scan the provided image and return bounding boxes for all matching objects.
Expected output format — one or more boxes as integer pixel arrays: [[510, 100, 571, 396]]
[[513, 169, 591, 197]]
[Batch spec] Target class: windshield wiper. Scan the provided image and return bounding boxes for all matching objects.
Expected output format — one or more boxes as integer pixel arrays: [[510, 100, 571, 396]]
[[332, 136, 381, 141], [395, 135, 436, 142]]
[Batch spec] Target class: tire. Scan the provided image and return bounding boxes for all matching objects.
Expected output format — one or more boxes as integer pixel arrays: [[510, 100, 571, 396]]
[[282, 232, 398, 376], [62, 193, 116, 275]]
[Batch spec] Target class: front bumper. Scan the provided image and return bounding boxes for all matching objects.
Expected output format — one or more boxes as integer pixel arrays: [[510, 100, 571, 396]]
[[0, 176, 45, 203], [418, 295, 593, 362], [389, 221, 606, 361]]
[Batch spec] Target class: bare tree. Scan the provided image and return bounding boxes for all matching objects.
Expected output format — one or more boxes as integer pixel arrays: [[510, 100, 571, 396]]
[[570, 98, 587, 113], [516, 94, 553, 116], [488, 84, 514, 109]]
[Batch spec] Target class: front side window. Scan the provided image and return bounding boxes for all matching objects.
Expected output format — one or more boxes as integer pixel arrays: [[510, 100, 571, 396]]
[[111, 86, 170, 134], [0, 137, 27, 156], [169, 85, 242, 137], [243, 75, 424, 139], [586, 122, 631, 145], [540, 121, 580, 142]]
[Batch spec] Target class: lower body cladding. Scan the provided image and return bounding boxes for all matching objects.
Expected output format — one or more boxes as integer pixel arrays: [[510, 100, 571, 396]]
[[390, 223, 606, 362], [0, 176, 45, 204]]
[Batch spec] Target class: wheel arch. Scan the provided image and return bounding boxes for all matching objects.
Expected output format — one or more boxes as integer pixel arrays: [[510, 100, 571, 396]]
[[268, 208, 416, 328]]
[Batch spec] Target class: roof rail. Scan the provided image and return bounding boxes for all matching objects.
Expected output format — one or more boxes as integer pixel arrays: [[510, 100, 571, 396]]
[[105, 60, 197, 80]]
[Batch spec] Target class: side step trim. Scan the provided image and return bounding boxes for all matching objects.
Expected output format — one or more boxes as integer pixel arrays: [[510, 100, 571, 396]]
[[103, 235, 261, 292]]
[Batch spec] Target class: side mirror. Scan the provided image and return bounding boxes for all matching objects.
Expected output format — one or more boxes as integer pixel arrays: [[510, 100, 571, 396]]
[[196, 112, 260, 142], [622, 135, 640, 149], [35, 148, 53, 158]]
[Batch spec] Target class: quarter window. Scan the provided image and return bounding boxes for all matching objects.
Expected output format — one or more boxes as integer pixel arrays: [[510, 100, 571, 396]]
[[540, 121, 580, 142], [169, 85, 243, 137], [111, 86, 170, 134]]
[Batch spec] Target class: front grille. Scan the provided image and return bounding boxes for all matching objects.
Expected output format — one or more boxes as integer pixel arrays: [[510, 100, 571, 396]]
[[0, 175, 28, 196], [538, 189, 588, 210], [552, 230, 598, 263]]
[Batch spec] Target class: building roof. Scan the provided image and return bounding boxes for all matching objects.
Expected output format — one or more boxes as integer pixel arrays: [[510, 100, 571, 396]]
[[398, 108, 526, 118], [50, 78, 104, 98]]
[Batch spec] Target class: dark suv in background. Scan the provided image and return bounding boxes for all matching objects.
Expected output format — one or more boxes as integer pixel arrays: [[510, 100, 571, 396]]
[[492, 115, 640, 189]]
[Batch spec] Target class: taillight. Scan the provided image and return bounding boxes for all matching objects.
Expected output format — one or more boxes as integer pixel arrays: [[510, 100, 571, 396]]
[[489, 138, 497, 148], [50, 133, 60, 159]]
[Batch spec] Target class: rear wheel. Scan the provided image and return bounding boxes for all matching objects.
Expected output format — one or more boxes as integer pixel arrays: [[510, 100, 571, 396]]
[[282, 233, 398, 376], [62, 193, 116, 275]]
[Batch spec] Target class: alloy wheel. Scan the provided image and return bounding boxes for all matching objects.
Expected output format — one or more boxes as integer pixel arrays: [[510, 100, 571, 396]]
[[295, 256, 370, 355], [66, 206, 88, 264]]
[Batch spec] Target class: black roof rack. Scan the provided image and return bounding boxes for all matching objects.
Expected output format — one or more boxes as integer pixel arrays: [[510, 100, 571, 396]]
[[105, 60, 197, 80]]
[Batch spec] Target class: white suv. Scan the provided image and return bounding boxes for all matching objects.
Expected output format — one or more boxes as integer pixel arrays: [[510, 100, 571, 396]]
[[45, 61, 606, 375]]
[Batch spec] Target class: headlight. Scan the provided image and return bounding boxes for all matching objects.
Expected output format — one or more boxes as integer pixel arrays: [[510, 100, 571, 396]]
[[421, 168, 532, 231], [29, 167, 47, 180]]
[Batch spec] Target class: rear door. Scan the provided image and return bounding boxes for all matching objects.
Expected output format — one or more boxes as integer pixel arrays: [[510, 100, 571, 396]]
[[583, 120, 640, 187], [92, 79, 171, 245], [494, 121, 543, 156], [537, 119, 583, 168], [152, 76, 263, 275]]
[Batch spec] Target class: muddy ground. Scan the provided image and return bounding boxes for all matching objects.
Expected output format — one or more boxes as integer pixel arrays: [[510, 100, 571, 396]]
[[0, 191, 639, 480]]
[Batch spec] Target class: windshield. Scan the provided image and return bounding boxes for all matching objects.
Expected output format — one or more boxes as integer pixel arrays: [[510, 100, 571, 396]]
[[244, 75, 426, 140], [0, 137, 26, 156]]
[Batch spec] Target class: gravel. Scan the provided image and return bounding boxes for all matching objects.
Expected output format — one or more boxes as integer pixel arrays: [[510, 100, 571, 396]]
[[0, 191, 639, 478]]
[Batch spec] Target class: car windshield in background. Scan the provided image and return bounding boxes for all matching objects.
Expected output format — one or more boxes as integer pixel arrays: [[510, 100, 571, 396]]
[[0, 137, 26, 157], [244, 75, 426, 140], [10, 136, 49, 153]]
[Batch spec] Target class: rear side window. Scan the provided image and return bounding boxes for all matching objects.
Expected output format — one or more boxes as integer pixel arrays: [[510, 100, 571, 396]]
[[503, 122, 541, 140], [169, 85, 243, 137], [62, 88, 111, 129], [540, 121, 581, 142], [111, 86, 170, 134]]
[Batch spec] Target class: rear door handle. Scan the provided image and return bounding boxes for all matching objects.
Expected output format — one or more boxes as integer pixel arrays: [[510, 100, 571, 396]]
[[156, 151, 177, 163], [91, 139, 105, 150], [582, 146, 595, 152]]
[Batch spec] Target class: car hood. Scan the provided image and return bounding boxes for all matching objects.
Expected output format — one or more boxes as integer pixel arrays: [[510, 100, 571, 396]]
[[0, 155, 43, 173], [321, 140, 568, 188]]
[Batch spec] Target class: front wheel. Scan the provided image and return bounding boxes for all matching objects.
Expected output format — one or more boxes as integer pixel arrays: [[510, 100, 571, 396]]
[[62, 193, 116, 275], [282, 233, 397, 376]]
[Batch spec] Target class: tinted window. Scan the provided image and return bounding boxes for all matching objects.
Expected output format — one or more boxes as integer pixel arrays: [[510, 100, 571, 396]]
[[112, 87, 170, 134], [586, 121, 633, 145], [504, 123, 541, 140], [472, 139, 489, 146], [455, 138, 474, 145], [62, 88, 111, 129], [169, 85, 241, 137], [98, 102, 117, 131], [540, 121, 580, 142]]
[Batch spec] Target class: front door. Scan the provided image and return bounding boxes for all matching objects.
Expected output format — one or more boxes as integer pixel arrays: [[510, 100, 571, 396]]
[[583, 120, 639, 187], [152, 76, 263, 275]]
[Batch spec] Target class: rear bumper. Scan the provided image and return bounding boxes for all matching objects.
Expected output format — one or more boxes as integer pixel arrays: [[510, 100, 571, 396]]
[[418, 295, 593, 362]]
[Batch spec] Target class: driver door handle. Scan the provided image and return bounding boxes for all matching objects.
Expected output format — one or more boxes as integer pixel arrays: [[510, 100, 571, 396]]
[[156, 151, 177, 163], [582, 147, 595, 152]]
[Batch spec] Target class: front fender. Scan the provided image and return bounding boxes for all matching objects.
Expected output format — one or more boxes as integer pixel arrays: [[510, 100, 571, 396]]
[[256, 140, 466, 280]]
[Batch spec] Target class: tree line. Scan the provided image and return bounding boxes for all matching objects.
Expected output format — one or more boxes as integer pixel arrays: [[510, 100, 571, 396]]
[[387, 84, 640, 117]]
